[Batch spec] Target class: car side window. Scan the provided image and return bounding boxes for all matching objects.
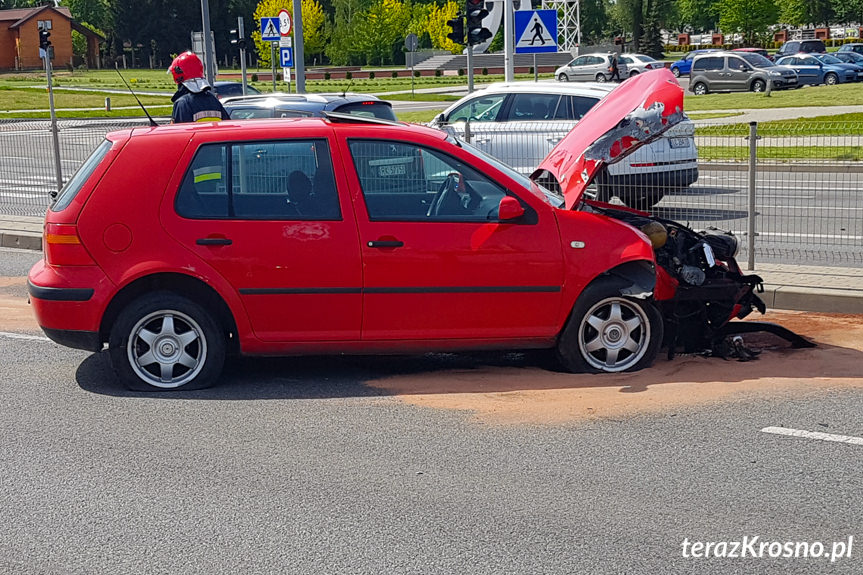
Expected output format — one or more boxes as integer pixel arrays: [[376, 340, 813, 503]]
[[506, 93, 561, 121], [730, 57, 749, 71], [446, 94, 507, 123], [571, 56, 588, 66], [619, 56, 632, 65], [570, 95, 598, 120], [348, 140, 508, 222], [176, 139, 340, 220], [697, 56, 724, 72]]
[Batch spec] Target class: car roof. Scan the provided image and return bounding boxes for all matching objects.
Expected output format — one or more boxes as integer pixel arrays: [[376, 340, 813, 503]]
[[221, 92, 385, 109], [473, 81, 613, 97]]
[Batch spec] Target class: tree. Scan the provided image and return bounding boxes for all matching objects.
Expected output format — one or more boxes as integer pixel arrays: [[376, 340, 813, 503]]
[[718, 0, 777, 45], [833, 0, 863, 24], [426, 0, 461, 55], [351, 0, 411, 65], [253, 0, 331, 66], [675, 0, 720, 31], [61, 0, 110, 29]]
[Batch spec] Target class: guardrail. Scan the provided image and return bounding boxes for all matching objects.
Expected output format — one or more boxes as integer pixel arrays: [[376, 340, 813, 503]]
[[1, 118, 860, 266]]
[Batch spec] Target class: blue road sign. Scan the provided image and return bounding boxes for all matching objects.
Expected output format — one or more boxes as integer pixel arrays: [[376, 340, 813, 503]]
[[279, 47, 293, 67], [261, 17, 280, 41], [514, 10, 558, 54]]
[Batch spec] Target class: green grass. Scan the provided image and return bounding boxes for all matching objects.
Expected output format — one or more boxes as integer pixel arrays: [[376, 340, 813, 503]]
[[684, 83, 863, 111], [698, 114, 863, 136], [381, 93, 461, 102], [699, 145, 863, 161], [395, 109, 443, 124]]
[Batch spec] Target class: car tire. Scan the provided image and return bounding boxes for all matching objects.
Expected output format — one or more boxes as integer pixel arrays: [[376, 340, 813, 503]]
[[672, 67, 681, 78], [824, 73, 838, 85], [109, 291, 226, 391], [629, 70, 640, 77], [595, 73, 607, 83], [692, 82, 708, 95], [629, 189, 665, 211], [557, 278, 663, 374], [751, 79, 766, 92], [558, 73, 569, 82]]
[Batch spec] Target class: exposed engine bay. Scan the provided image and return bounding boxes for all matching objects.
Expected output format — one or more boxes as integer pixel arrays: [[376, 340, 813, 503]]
[[584, 200, 814, 358]]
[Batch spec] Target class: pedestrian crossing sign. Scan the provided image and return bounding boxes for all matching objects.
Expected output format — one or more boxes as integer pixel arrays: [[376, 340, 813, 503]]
[[261, 17, 280, 42], [514, 10, 558, 54]]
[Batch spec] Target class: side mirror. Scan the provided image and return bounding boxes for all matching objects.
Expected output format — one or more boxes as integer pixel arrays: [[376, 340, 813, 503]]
[[497, 196, 525, 221], [431, 113, 446, 126]]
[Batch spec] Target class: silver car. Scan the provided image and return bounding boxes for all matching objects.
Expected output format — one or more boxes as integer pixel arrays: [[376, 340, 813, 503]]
[[555, 53, 621, 82], [429, 81, 699, 210], [618, 53, 665, 77]]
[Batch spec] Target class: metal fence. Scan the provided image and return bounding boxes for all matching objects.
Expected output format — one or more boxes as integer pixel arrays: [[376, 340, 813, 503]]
[[1, 118, 861, 267]]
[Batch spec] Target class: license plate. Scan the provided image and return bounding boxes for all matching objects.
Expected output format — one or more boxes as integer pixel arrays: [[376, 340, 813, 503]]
[[669, 137, 689, 149]]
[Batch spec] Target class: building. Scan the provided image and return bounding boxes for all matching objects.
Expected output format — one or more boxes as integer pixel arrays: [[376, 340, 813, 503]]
[[0, 5, 103, 70]]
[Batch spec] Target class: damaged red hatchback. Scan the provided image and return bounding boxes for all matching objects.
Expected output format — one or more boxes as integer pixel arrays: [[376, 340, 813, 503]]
[[28, 70, 809, 391]]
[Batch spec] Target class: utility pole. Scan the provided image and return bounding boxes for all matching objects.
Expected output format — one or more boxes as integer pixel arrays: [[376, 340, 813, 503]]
[[39, 26, 62, 193], [504, 0, 514, 81], [292, 0, 305, 92], [200, 0, 216, 85]]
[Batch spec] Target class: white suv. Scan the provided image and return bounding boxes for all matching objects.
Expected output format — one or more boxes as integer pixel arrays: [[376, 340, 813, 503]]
[[429, 82, 698, 209]]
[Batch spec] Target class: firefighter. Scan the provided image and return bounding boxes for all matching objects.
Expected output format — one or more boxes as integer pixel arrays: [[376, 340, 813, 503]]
[[168, 51, 229, 123]]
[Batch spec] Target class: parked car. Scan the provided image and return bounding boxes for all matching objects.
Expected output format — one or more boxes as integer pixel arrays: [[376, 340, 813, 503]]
[[732, 47, 772, 61], [429, 81, 698, 209], [812, 53, 863, 81], [669, 49, 721, 77], [555, 52, 622, 82], [689, 51, 798, 94], [774, 54, 857, 85], [618, 53, 664, 76], [222, 92, 397, 120], [28, 69, 788, 391], [836, 43, 863, 55], [211, 81, 261, 100], [832, 51, 863, 66], [775, 39, 827, 59]]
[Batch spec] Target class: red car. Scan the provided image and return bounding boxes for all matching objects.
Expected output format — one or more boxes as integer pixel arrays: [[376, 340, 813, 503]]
[[28, 70, 803, 391]]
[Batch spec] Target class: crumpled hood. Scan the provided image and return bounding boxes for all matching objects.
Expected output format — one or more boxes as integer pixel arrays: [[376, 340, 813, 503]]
[[532, 68, 685, 209]]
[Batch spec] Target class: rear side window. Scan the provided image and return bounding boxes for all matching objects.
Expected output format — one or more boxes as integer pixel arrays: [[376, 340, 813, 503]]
[[175, 139, 340, 220], [506, 93, 562, 121], [332, 101, 396, 121], [693, 56, 723, 72], [51, 139, 112, 212], [802, 41, 826, 53]]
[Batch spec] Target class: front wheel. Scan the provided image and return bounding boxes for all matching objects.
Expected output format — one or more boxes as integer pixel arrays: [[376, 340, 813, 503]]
[[109, 292, 226, 391], [672, 67, 681, 78], [557, 278, 663, 373], [692, 82, 708, 95], [629, 70, 640, 77], [751, 79, 766, 92], [558, 73, 569, 82], [824, 73, 838, 85], [595, 73, 608, 83]]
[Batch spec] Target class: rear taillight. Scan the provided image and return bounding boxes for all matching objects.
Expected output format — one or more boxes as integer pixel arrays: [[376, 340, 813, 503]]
[[44, 223, 96, 266]]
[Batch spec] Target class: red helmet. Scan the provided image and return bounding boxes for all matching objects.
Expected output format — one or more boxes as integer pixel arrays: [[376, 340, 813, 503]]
[[168, 51, 204, 85]]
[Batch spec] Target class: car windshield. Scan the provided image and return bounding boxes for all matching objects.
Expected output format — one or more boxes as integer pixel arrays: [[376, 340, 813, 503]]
[[450, 136, 563, 207], [815, 54, 843, 64], [333, 101, 396, 121], [738, 53, 773, 67]]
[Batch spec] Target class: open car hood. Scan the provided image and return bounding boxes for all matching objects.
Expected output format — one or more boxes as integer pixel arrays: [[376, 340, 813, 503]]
[[532, 68, 685, 209]]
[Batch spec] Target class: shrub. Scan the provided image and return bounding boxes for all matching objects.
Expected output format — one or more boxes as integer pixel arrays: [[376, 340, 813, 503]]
[[251, 73, 258, 82], [414, 70, 421, 77], [391, 70, 398, 78], [528, 66, 534, 74], [368, 71, 375, 79], [324, 71, 330, 80], [434, 69, 442, 77], [458, 68, 464, 76], [481, 67, 488, 75], [346, 71, 352, 80]]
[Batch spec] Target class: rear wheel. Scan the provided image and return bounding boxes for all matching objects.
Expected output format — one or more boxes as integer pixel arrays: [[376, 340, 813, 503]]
[[109, 292, 226, 391], [824, 72, 839, 85], [692, 82, 708, 95], [595, 73, 608, 83], [558, 73, 569, 82], [557, 278, 663, 373], [751, 79, 767, 92]]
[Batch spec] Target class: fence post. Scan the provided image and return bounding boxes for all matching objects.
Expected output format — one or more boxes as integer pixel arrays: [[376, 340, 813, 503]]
[[464, 117, 471, 144], [747, 121, 757, 271]]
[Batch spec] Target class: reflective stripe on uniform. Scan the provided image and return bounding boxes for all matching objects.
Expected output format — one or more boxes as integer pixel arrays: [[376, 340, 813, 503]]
[[193, 110, 224, 122], [193, 166, 222, 183]]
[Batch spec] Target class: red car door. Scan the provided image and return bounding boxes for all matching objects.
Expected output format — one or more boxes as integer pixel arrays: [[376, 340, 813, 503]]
[[161, 130, 362, 343], [340, 131, 565, 343]]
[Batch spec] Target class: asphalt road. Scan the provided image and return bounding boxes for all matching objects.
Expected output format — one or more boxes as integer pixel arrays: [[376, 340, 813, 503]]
[[1, 246, 862, 574]]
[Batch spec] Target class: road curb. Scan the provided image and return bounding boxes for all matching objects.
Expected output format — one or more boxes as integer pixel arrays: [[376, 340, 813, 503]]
[[762, 285, 863, 315]]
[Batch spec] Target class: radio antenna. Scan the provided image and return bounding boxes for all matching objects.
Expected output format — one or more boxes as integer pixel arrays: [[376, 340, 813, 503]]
[[115, 64, 158, 127]]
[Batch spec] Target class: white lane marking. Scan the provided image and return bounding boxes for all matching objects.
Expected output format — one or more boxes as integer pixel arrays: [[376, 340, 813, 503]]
[[762, 426, 863, 446], [0, 331, 51, 342]]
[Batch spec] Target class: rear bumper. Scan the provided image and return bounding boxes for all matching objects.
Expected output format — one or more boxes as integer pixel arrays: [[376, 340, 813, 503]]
[[605, 167, 699, 190], [41, 327, 103, 352]]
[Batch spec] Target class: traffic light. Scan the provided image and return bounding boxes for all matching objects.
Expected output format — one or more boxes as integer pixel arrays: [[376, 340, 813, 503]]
[[230, 28, 247, 51], [465, 0, 491, 46], [39, 28, 51, 50], [446, 14, 465, 45]]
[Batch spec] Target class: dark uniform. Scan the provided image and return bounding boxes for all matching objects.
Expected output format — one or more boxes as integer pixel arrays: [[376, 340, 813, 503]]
[[171, 85, 229, 123]]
